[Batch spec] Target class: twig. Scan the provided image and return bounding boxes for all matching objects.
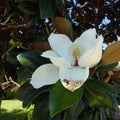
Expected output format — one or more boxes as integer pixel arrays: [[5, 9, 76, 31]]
[[1, 14, 12, 25], [9, 77, 21, 87], [1, 24, 27, 31], [1, 75, 20, 88]]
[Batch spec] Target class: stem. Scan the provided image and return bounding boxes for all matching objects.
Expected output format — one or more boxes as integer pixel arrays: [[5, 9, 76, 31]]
[[1, 24, 27, 31]]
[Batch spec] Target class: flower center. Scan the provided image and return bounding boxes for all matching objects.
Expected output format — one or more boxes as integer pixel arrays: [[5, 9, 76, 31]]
[[72, 48, 80, 59], [72, 48, 80, 66]]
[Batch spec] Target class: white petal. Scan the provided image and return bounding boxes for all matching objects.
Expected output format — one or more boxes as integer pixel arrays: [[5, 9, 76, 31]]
[[59, 66, 89, 91], [30, 64, 59, 89], [78, 40, 103, 68], [48, 33, 72, 61], [117, 36, 120, 41], [42, 50, 71, 68], [115, 62, 120, 69], [41, 50, 59, 58], [96, 35, 103, 42], [75, 28, 97, 50], [50, 58, 71, 68]]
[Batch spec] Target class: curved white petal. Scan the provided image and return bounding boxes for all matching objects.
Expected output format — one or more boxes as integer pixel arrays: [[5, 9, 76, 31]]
[[96, 35, 103, 42], [41, 50, 59, 58], [50, 58, 71, 68], [48, 33, 72, 61], [75, 28, 97, 50], [30, 64, 59, 89], [42, 50, 71, 68], [115, 62, 120, 70], [78, 40, 103, 68], [59, 66, 89, 91]]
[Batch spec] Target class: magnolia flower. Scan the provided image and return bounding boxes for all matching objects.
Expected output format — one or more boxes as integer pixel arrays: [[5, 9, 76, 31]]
[[30, 28, 103, 91]]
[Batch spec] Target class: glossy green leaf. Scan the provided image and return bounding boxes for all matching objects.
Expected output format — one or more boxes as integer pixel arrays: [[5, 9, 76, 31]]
[[55, 0, 64, 12], [49, 80, 84, 118], [17, 51, 49, 70], [105, 106, 118, 119], [85, 88, 112, 108], [32, 97, 49, 120], [96, 62, 118, 73], [74, 100, 85, 116], [15, 81, 33, 101], [39, 0, 55, 18], [15, 81, 52, 108], [85, 80, 118, 97], [17, 2, 37, 14], [67, 100, 85, 120], [23, 88, 49, 108], [32, 96, 63, 120], [6, 52, 19, 64], [17, 66, 32, 83]]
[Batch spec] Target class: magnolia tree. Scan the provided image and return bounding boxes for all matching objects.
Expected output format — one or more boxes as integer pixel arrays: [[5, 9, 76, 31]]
[[0, 0, 120, 120]]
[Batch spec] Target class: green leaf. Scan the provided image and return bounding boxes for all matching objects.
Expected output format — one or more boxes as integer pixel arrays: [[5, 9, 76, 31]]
[[6, 52, 19, 64], [32, 96, 49, 120], [15, 81, 32, 101], [24, 87, 52, 108], [55, 0, 64, 12], [74, 100, 85, 116], [17, 2, 37, 14], [92, 110, 99, 120], [85, 80, 118, 97], [96, 62, 118, 73], [49, 80, 84, 118], [33, 97, 63, 120], [15, 81, 52, 108], [39, 0, 55, 18], [17, 66, 32, 83], [15, 0, 38, 2], [92, 109, 106, 120], [17, 51, 49, 70], [67, 100, 85, 120], [85, 87, 112, 108]]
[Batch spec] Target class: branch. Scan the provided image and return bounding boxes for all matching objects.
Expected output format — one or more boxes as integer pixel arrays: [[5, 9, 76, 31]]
[[1, 24, 27, 31]]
